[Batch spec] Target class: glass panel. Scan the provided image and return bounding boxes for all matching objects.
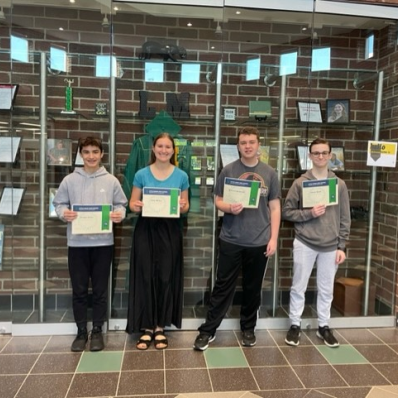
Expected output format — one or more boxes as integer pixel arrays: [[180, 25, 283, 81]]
[[3, 0, 114, 326], [111, 2, 223, 326], [0, 0, 396, 333]]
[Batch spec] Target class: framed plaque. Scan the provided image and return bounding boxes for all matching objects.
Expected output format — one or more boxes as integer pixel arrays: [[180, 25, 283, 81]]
[[326, 99, 350, 124], [47, 138, 72, 166], [0, 136, 22, 163], [0, 187, 25, 215], [0, 84, 18, 110], [297, 145, 312, 171], [297, 101, 322, 123], [329, 147, 345, 171], [95, 102, 108, 116]]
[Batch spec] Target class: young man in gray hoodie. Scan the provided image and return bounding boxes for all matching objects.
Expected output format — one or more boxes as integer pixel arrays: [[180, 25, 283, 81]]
[[283, 138, 351, 348], [54, 137, 127, 352]]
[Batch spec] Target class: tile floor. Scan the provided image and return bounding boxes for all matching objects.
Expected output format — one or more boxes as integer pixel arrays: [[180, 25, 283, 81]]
[[1, 328, 398, 398]]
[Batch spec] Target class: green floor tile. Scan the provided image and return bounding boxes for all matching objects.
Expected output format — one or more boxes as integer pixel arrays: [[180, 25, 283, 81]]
[[77, 351, 123, 372], [205, 347, 248, 368], [317, 345, 369, 365]]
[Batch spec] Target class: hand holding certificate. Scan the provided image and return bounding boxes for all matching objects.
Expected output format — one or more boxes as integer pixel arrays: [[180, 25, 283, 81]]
[[302, 178, 338, 208], [223, 177, 261, 208], [71, 205, 113, 234], [142, 187, 181, 218]]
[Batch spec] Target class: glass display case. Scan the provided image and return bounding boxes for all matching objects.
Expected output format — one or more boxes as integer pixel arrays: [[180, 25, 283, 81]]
[[0, 0, 397, 334]]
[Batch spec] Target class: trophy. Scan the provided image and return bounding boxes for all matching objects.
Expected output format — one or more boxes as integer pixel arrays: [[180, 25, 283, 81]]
[[61, 78, 76, 114]]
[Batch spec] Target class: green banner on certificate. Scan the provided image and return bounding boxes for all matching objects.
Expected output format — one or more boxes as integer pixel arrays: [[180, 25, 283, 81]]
[[101, 205, 112, 231], [328, 178, 337, 204], [142, 187, 181, 218], [169, 189, 179, 215], [302, 178, 338, 208], [72, 204, 113, 235], [223, 177, 261, 208]]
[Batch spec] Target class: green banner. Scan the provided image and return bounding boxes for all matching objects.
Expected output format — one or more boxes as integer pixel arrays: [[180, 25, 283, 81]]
[[329, 178, 337, 203], [170, 189, 179, 215], [101, 205, 111, 230], [249, 181, 260, 206]]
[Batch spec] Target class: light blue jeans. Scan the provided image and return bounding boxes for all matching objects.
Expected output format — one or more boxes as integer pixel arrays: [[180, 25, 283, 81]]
[[289, 239, 338, 327]]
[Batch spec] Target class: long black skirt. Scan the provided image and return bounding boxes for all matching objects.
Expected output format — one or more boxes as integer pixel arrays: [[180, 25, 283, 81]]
[[126, 216, 184, 333]]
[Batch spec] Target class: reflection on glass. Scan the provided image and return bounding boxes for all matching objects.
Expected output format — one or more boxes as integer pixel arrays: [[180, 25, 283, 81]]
[[181, 63, 201, 84], [145, 61, 164, 82], [246, 57, 260, 81], [312, 47, 331, 72], [366, 33, 374, 59], [50, 46, 67, 72], [96, 55, 117, 77], [280, 51, 297, 76], [11, 35, 29, 63]]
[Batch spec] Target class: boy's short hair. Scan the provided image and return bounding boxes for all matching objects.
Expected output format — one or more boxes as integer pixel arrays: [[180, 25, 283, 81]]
[[309, 138, 331, 153], [79, 136, 103, 153], [238, 126, 260, 142]]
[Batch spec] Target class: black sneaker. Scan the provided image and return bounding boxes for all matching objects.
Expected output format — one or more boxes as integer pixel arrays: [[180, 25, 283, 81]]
[[90, 326, 105, 351], [285, 325, 301, 346], [71, 327, 88, 352], [193, 332, 216, 351], [317, 326, 339, 348], [242, 330, 256, 347]]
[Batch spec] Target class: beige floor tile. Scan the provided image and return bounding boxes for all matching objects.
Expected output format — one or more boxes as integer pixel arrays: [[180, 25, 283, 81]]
[[367, 386, 398, 397], [175, 392, 262, 398]]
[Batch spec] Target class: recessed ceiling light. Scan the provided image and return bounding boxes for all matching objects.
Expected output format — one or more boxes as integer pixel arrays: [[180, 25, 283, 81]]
[[70, 0, 75, 3], [59, 27, 64, 31], [187, 22, 192, 27], [236, 11, 241, 15]]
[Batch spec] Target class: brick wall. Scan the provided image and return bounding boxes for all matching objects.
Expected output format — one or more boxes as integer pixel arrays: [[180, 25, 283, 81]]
[[0, 5, 396, 317]]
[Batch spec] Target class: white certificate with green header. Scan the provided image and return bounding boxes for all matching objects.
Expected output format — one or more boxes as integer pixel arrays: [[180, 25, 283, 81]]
[[223, 177, 261, 208], [71, 204, 113, 234], [302, 178, 338, 208], [142, 187, 181, 218]]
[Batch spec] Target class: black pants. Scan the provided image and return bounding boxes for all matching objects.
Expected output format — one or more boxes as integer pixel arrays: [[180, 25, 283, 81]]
[[68, 246, 114, 329], [199, 239, 268, 335]]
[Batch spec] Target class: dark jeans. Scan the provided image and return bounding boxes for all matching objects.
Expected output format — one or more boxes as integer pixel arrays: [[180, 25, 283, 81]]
[[199, 239, 268, 335], [68, 245, 114, 329]]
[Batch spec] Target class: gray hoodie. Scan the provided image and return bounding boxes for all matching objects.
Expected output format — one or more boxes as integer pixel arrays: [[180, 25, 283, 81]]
[[53, 166, 127, 247], [282, 170, 351, 252]]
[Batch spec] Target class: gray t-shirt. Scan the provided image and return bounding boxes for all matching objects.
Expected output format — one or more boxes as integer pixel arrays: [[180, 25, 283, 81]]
[[215, 159, 280, 247]]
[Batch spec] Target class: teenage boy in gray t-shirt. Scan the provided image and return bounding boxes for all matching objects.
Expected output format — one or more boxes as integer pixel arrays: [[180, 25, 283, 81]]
[[193, 126, 281, 351]]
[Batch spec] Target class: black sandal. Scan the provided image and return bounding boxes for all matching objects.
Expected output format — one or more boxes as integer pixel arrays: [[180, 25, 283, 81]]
[[136, 330, 153, 350], [154, 330, 168, 350]]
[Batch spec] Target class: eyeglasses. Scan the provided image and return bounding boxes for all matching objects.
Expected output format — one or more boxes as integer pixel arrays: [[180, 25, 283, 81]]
[[310, 151, 330, 157]]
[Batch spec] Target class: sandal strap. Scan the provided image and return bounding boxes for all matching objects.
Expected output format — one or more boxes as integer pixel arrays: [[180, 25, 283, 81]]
[[153, 330, 166, 338], [141, 330, 154, 339], [136, 331, 154, 350], [153, 331, 168, 349]]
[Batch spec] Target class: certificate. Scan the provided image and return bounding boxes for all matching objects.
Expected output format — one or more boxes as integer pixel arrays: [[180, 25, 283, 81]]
[[71, 204, 113, 234], [302, 178, 338, 208], [223, 177, 261, 208], [142, 187, 180, 218]]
